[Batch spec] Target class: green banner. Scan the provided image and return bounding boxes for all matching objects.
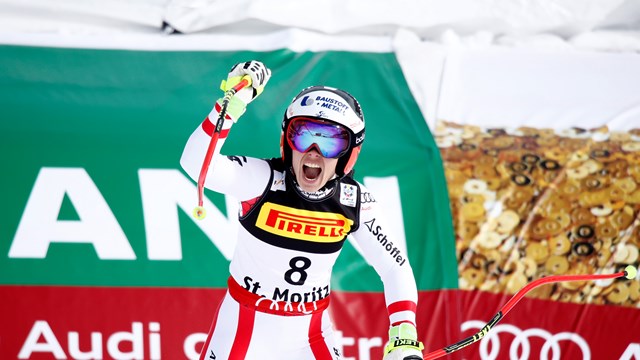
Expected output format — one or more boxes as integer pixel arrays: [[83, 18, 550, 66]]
[[0, 45, 457, 291]]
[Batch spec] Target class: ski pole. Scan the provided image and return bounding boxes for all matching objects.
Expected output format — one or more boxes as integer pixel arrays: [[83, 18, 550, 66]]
[[193, 75, 252, 220], [423, 265, 638, 360]]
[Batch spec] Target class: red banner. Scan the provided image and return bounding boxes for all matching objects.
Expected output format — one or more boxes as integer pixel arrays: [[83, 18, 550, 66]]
[[1, 286, 220, 360], [453, 290, 640, 359], [3, 286, 639, 359]]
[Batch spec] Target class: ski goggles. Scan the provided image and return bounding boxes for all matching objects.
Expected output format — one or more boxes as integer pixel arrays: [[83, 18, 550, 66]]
[[286, 118, 351, 158]]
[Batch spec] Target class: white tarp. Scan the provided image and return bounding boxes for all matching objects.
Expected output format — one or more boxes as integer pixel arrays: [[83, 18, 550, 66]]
[[392, 29, 640, 130], [162, 0, 640, 40], [2, 0, 639, 47], [1, 0, 639, 131]]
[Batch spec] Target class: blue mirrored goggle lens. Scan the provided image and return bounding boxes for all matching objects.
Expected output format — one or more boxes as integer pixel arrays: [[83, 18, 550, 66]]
[[287, 119, 350, 158]]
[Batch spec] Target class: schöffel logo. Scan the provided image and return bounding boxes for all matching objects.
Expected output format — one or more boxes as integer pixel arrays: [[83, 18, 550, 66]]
[[256, 203, 353, 242]]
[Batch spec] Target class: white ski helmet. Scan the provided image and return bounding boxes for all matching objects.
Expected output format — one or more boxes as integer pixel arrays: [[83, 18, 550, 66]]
[[281, 86, 365, 177]]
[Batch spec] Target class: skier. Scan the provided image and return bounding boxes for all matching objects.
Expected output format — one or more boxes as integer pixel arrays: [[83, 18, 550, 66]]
[[180, 60, 424, 360]]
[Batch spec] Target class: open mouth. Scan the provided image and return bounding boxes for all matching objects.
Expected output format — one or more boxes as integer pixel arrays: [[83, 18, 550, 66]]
[[303, 163, 322, 181]]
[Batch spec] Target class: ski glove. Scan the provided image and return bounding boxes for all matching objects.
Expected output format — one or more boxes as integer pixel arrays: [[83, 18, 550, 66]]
[[220, 60, 271, 106], [215, 60, 271, 121], [383, 323, 425, 360]]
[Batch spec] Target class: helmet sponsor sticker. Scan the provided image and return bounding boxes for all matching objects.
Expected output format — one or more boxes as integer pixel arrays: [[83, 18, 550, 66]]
[[315, 95, 350, 115], [288, 90, 364, 133], [301, 95, 314, 106]]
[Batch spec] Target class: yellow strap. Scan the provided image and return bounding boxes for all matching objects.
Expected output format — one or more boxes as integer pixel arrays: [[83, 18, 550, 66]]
[[384, 339, 425, 354]]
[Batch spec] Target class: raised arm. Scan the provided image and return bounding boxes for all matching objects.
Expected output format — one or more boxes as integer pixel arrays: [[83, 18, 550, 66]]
[[180, 61, 273, 201]]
